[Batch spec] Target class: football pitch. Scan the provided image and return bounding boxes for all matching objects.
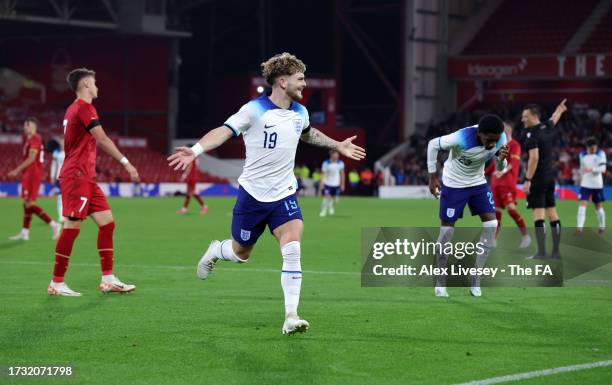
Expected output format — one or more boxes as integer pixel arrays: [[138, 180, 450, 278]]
[[1, 197, 610, 385]]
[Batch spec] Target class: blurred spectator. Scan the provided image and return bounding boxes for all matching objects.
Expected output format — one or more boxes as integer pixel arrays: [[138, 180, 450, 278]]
[[299, 164, 310, 180], [359, 167, 374, 195], [348, 169, 360, 194]]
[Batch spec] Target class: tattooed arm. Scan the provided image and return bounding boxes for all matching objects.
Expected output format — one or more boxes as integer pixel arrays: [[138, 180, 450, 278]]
[[300, 126, 339, 150], [301, 126, 366, 160]]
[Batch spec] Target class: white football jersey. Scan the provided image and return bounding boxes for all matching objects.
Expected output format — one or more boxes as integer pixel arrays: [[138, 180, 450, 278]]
[[225, 95, 310, 202], [580, 150, 607, 189], [51, 149, 65, 179], [427, 125, 506, 188], [322, 159, 344, 187]]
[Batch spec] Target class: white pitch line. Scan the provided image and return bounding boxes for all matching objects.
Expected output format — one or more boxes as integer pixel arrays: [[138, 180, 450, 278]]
[[452, 360, 612, 385], [0, 260, 359, 275]]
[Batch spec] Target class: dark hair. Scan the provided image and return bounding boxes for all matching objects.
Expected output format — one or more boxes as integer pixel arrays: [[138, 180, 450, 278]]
[[585, 136, 598, 147], [24, 117, 39, 126], [477, 114, 504, 134], [66, 68, 96, 92], [523, 104, 541, 118]]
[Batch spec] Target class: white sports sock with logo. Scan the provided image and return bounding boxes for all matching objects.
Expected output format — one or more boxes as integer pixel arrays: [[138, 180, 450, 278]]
[[281, 241, 302, 317]]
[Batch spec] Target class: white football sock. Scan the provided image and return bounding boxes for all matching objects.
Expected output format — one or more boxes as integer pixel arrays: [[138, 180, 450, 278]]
[[102, 274, 116, 282], [597, 207, 606, 229], [217, 239, 244, 262], [22, 228, 29, 236], [57, 195, 63, 221], [320, 199, 327, 213], [281, 241, 302, 317], [577, 205, 586, 229]]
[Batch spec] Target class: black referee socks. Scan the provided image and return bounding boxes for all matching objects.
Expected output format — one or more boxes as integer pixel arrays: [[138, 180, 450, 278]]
[[550, 220, 561, 259]]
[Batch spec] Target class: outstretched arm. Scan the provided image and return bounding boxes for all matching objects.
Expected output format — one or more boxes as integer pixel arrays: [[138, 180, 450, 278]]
[[550, 98, 567, 126], [300, 127, 366, 160], [168, 126, 234, 170]]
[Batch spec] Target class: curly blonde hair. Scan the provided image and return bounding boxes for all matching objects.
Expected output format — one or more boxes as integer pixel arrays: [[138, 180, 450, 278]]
[[261, 52, 306, 86]]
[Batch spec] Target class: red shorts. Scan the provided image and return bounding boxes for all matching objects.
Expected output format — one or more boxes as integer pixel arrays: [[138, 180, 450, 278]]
[[21, 174, 42, 202], [492, 185, 517, 209], [186, 181, 196, 195], [61, 178, 110, 219]]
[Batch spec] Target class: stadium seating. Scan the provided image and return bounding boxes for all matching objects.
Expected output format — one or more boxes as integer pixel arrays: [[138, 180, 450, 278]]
[[580, 6, 612, 53], [0, 102, 64, 137], [464, 0, 598, 55], [0, 143, 228, 184]]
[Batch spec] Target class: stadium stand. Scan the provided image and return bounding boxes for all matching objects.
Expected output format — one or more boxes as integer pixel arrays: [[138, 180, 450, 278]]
[[463, 0, 599, 55], [386, 104, 612, 188], [580, 6, 612, 53]]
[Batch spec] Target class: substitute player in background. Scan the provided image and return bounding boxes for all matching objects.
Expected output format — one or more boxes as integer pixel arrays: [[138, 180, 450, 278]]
[[8, 118, 60, 241], [168, 52, 365, 334], [47, 68, 139, 297], [576, 137, 607, 234], [522, 100, 567, 259], [50, 138, 65, 222], [489, 122, 530, 247], [319, 149, 345, 217], [428, 115, 508, 297], [177, 153, 208, 215]]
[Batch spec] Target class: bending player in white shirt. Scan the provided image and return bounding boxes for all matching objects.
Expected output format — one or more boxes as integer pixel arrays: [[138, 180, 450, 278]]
[[319, 150, 345, 217], [427, 115, 508, 297], [168, 53, 366, 335], [576, 137, 607, 235], [50, 138, 65, 223]]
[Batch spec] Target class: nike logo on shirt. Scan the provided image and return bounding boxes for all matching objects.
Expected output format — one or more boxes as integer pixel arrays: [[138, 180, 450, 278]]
[[264, 124, 276, 128]]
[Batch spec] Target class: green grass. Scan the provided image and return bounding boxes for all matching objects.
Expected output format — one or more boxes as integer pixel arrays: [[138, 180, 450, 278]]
[[0, 197, 610, 385]]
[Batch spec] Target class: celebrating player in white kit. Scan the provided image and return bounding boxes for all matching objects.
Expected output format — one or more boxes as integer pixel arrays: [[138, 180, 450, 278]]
[[427, 115, 508, 297], [576, 137, 607, 235], [319, 150, 345, 217], [168, 53, 366, 335]]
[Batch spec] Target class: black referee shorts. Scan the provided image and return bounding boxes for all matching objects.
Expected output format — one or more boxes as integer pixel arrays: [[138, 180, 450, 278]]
[[527, 178, 556, 209]]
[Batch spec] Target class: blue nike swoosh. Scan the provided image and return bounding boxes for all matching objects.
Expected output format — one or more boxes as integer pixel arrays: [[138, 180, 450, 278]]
[[288, 211, 299, 216], [264, 124, 276, 128]]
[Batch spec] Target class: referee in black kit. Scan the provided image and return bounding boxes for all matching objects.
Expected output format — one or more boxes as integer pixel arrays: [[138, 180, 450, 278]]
[[521, 99, 568, 259]]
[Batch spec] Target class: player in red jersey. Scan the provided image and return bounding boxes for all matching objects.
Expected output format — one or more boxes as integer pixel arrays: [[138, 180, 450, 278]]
[[176, 153, 208, 215], [489, 122, 531, 248], [8, 117, 61, 241], [47, 68, 140, 297]]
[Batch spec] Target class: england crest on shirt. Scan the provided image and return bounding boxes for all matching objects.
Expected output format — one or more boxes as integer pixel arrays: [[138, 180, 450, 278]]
[[240, 229, 251, 241], [293, 119, 303, 134]]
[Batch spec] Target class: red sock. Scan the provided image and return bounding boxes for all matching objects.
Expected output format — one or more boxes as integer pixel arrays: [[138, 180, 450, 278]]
[[30, 204, 52, 224], [98, 222, 115, 276], [52, 228, 80, 282], [23, 205, 33, 229], [183, 195, 191, 208], [193, 194, 204, 206], [508, 208, 528, 235], [495, 210, 502, 238]]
